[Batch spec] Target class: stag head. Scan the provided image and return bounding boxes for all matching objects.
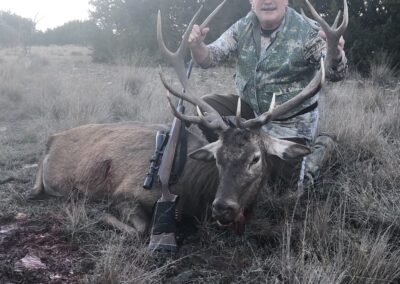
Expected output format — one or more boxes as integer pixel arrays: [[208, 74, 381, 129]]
[[189, 127, 310, 233], [157, 0, 347, 234]]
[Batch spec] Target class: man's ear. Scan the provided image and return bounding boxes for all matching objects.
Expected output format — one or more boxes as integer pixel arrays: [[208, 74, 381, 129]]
[[262, 134, 310, 160], [189, 140, 221, 162]]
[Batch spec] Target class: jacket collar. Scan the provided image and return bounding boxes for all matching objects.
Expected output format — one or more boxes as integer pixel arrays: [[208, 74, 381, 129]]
[[249, 7, 289, 57]]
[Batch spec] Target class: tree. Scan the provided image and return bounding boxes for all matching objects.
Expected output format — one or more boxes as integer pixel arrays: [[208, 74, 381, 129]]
[[88, 0, 249, 63], [291, 0, 400, 74], [0, 11, 36, 51], [89, 0, 160, 62], [33, 20, 97, 46], [57, 0, 400, 72]]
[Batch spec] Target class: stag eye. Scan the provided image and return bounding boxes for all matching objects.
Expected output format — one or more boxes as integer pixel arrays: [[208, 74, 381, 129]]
[[249, 153, 261, 167]]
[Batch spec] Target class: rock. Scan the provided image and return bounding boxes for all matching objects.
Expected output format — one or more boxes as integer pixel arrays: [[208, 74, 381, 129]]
[[14, 254, 47, 272], [0, 224, 18, 235], [49, 273, 63, 280], [22, 164, 38, 169], [0, 224, 19, 245], [15, 213, 28, 221]]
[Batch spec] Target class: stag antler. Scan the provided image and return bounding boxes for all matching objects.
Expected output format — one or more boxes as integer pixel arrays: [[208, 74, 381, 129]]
[[304, 0, 348, 73], [199, 0, 228, 30], [157, 1, 228, 131]]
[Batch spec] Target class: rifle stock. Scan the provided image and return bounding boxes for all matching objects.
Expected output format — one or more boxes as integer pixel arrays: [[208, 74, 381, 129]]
[[148, 197, 178, 252], [148, 102, 184, 253]]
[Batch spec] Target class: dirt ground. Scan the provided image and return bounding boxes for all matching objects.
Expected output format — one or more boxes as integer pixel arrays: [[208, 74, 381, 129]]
[[0, 213, 89, 283]]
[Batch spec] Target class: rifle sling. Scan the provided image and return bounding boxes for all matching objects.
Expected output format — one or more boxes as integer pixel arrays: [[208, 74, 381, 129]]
[[169, 124, 188, 185]]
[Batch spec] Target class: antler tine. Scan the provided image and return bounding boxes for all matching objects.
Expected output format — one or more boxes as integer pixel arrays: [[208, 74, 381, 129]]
[[300, 9, 321, 31], [157, 7, 202, 89], [165, 92, 202, 124], [332, 10, 342, 29], [165, 93, 227, 131], [241, 58, 325, 129], [337, 0, 349, 35], [303, 8, 341, 29], [177, 6, 204, 62], [159, 67, 227, 121], [304, 0, 332, 35], [268, 94, 276, 112], [304, 0, 348, 71], [159, 72, 198, 107], [158, 7, 221, 114], [199, 0, 228, 29], [235, 97, 245, 128]]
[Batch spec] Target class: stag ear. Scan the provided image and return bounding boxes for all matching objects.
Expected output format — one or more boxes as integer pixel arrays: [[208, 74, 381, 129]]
[[262, 134, 310, 160], [189, 140, 221, 162]]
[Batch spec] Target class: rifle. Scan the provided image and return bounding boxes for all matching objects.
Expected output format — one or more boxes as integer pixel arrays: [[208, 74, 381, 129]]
[[148, 61, 193, 253], [143, 131, 168, 189]]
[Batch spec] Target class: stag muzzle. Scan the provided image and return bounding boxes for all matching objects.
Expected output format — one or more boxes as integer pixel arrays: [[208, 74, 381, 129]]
[[212, 198, 246, 235], [212, 198, 240, 225]]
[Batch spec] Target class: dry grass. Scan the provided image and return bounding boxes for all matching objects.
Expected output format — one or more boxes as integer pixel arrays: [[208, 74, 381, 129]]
[[369, 51, 398, 87], [83, 236, 161, 284], [1, 45, 400, 283]]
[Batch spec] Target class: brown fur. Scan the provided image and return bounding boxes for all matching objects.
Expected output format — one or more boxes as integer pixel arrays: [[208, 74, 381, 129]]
[[31, 121, 309, 235], [31, 122, 219, 234]]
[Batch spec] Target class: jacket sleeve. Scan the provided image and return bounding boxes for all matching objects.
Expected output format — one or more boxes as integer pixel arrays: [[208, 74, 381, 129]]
[[303, 29, 348, 82], [196, 21, 240, 68]]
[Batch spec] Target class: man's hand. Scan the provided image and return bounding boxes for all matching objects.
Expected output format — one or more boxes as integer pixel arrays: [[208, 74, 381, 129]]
[[188, 24, 210, 49], [319, 30, 345, 61]]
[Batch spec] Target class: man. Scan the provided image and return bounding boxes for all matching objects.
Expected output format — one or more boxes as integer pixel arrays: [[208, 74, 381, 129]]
[[188, 0, 347, 187]]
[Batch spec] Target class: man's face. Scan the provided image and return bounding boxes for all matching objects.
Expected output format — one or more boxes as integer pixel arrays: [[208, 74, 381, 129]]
[[251, 0, 288, 29]]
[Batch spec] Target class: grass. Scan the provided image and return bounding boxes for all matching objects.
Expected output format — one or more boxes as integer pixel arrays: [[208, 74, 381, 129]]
[[0, 45, 400, 283], [369, 51, 398, 87]]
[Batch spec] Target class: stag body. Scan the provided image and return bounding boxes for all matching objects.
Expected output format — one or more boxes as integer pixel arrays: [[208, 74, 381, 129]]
[[31, 123, 217, 233], [31, 122, 307, 234]]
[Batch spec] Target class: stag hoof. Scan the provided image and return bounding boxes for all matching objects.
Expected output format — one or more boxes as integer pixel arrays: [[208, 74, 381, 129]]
[[27, 188, 47, 200]]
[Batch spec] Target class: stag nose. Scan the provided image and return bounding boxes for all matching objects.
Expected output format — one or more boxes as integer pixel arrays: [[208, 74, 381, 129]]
[[212, 199, 240, 224]]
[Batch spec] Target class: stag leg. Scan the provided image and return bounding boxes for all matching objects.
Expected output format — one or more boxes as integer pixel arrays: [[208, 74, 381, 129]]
[[28, 160, 47, 200], [101, 213, 139, 235], [109, 201, 149, 235], [101, 202, 149, 236]]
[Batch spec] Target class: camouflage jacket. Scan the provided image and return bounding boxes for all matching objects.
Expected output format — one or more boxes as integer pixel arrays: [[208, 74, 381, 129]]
[[199, 7, 347, 140]]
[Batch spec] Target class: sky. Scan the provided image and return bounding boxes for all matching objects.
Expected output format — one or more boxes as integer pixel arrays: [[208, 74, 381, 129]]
[[0, 0, 91, 31]]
